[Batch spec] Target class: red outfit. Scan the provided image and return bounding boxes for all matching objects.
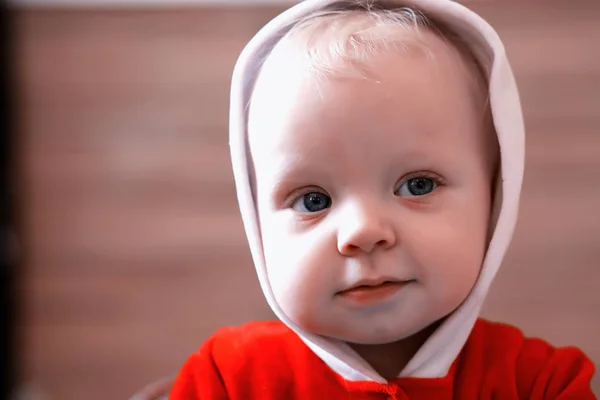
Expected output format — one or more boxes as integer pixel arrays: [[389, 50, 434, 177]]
[[170, 319, 596, 399]]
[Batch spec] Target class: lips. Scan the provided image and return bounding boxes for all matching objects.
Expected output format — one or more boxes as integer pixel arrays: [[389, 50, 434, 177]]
[[337, 279, 411, 303]]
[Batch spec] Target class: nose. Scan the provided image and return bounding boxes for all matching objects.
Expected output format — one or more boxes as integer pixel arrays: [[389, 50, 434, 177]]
[[337, 200, 396, 256]]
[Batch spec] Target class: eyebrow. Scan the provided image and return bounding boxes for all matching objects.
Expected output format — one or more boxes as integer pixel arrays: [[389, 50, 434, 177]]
[[264, 160, 326, 203], [269, 164, 320, 188]]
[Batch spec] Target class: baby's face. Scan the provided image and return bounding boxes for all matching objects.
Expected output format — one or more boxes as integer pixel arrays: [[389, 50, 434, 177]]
[[248, 30, 495, 345]]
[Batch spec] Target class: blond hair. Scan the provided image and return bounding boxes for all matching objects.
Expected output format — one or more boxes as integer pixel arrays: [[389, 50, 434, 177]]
[[262, 0, 488, 92]]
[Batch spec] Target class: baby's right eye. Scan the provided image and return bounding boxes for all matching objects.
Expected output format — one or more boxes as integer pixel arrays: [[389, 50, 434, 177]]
[[291, 191, 332, 213]]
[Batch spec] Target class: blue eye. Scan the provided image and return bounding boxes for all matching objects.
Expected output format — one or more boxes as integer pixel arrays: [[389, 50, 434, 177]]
[[396, 177, 438, 197], [292, 192, 332, 213]]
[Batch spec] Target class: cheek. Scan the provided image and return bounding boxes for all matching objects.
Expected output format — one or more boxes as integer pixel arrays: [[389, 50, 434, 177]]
[[259, 213, 337, 328], [409, 196, 490, 299]]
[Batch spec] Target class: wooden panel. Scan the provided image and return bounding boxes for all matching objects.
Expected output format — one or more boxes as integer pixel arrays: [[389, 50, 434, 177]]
[[13, 2, 600, 398]]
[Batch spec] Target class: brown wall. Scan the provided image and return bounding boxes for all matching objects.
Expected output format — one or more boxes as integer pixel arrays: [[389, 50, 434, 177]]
[[13, 2, 600, 399]]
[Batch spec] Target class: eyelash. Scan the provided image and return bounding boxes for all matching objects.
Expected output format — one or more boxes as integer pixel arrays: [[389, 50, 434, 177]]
[[284, 186, 328, 208], [395, 171, 446, 190], [283, 171, 445, 208]]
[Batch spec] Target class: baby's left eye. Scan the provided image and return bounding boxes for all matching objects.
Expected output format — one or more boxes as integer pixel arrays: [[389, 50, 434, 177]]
[[395, 177, 438, 197]]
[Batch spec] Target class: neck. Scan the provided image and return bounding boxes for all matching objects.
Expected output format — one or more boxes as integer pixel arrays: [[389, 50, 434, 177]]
[[348, 321, 441, 381]]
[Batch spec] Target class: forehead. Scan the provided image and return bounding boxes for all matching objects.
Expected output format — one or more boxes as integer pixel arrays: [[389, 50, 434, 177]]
[[247, 28, 489, 176]]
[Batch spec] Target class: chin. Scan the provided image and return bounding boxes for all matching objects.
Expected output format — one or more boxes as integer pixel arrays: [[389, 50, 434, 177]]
[[347, 320, 445, 348], [327, 323, 419, 345]]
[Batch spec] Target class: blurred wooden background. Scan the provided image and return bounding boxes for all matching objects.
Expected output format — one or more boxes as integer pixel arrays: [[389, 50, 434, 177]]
[[13, 1, 600, 399]]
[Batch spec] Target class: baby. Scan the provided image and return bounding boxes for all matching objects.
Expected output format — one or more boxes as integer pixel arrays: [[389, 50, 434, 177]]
[[170, 0, 596, 399]]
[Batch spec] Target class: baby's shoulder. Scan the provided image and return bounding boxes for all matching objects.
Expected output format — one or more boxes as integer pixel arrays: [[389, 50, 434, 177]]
[[190, 320, 333, 398], [171, 321, 317, 399], [458, 318, 595, 399], [468, 318, 587, 361]]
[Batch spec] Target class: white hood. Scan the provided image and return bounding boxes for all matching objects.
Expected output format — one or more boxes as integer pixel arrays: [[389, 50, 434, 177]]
[[228, 0, 525, 382]]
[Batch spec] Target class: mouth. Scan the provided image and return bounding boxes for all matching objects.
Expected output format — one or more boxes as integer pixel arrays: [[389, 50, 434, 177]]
[[337, 279, 413, 303]]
